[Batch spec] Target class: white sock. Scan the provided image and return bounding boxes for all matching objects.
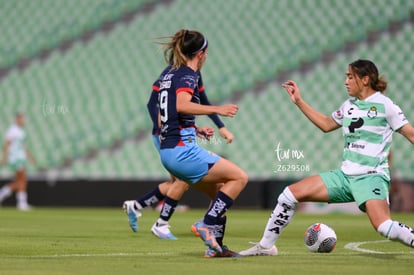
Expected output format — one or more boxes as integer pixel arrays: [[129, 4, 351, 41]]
[[0, 185, 12, 203], [377, 219, 414, 247], [16, 191, 28, 206], [156, 218, 168, 225], [259, 187, 298, 248]]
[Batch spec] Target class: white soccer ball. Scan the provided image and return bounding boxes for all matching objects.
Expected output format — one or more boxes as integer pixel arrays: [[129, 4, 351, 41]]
[[304, 223, 337, 253]]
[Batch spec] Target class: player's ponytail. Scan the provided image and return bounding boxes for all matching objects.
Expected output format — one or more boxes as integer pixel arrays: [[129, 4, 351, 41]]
[[349, 59, 387, 93], [158, 29, 207, 70], [374, 75, 387, 93]]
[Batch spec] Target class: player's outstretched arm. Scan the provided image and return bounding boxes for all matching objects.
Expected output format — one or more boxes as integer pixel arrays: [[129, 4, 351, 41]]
[[281, 80, 339, 133], [1, 141, 10, 166], [398, 124, 414, 144], [26, 147, 36, 166], [177, 92, 238, 117]]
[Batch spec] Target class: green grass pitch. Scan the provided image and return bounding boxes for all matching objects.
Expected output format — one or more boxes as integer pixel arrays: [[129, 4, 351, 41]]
[[0, 207, 413, 274]]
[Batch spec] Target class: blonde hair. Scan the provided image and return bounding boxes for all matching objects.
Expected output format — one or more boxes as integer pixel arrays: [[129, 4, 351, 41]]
[[158, 29, 208, 70]]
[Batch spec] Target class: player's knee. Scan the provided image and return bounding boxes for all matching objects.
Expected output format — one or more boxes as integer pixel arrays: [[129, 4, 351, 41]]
[[16, 180, 27, 190], [238, 170, 248, 187], [229, 170, 248, 193]]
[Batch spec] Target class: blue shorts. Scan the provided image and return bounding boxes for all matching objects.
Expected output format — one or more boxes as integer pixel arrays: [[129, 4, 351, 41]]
[[160, 128, 220, 184], [152, 135, 161, 152]]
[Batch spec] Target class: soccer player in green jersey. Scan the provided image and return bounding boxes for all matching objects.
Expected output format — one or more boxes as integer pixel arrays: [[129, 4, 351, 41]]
[[0, 113, 36, 210], [240, 59, 414, 256]]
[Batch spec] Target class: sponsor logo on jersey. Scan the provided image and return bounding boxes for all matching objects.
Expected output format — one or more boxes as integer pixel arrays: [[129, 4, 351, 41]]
[[348, 117, 364, 133], [372, 188, 381, 195], [160, 80, 171, 89], [334, 110, 343, 119], [350, 143, 365, 149]]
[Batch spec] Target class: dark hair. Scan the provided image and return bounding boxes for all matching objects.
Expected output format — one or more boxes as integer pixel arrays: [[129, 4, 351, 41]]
[[349, 59, 387, 92], [158, 29, 208, 69]]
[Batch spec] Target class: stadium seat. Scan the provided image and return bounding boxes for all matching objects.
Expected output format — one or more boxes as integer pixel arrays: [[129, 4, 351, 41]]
[[1, 0, 413, 179]]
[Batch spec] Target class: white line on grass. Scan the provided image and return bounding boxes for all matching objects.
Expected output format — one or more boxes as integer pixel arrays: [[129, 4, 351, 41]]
[[3, 252, 177, 259], [345, 240, 414, 254], [5, 244, 414, 258], [344, 240, 389, 254]]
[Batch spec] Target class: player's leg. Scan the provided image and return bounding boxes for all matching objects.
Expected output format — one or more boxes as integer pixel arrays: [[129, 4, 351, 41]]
[[199, 157, 248, 199], [15, 168, 31, 210], [351, 174, 414, 248], [193, 157, 248, 254], [153, 170, 223, 230], [135, 135, 171, 212], [191, 181, 223, 200], [152, 176, 225, 240], [189, 182, 216, 237], [151, 179, 189, 240], [351, 174, 414, 250], [123, 133, 171, 231], [240, 175, 329, 256], [367, 199, 414, 247], [136, 180, 172, 209], [157, 178, 217, 231], [0, 182, 13, 205], [160, 145, 247, 253], [153, 178, 225, 242], [123, 176, 174, 232], [189, 181, 239, 257], [0, 163, 20, 205]]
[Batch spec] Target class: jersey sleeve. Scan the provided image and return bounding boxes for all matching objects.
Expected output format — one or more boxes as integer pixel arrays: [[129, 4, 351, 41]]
[[147, 81, 161, 134], [198, 73, 205, 93], [176, 74, 196, 94], [331, 101, 346, 126], [199, 89, 225, 129], [5, 127, 15, 141], [386, 101, 409, 131]]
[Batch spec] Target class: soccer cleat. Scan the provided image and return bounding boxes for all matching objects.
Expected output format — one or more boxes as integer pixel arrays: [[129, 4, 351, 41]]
[[204, 245, 243, 258], [122, 200, 141, 232], [191, 223, 200, 237], [151, 221, 178, 240], [17, 203, 33, 211], [239, 242, 278, 256], [191, 218, 204, 237], [193, 221, 222, 254]]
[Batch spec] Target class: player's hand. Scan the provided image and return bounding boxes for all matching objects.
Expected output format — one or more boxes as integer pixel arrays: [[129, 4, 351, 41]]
[[218, 104, 238, 117], [219, 127, 234, 144], [197, 126, 214, 140], [282, 80, 301, 104]]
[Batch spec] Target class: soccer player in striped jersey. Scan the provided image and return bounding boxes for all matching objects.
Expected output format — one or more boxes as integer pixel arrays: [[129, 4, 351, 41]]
[[240, 59, 414, 256], [0, 113, 36, 210]]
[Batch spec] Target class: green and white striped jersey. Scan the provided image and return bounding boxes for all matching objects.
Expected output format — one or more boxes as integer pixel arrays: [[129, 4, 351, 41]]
[[331, 92, 408, 178], [5, 124, 26, 164]]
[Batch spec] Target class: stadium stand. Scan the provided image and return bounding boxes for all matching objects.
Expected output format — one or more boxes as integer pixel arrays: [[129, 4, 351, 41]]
[[1, 0, 413, 180], [0, 0, 155, 68]]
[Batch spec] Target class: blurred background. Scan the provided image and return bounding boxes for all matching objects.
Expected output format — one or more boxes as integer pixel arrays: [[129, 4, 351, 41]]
[[1, 0, 413, 211]]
